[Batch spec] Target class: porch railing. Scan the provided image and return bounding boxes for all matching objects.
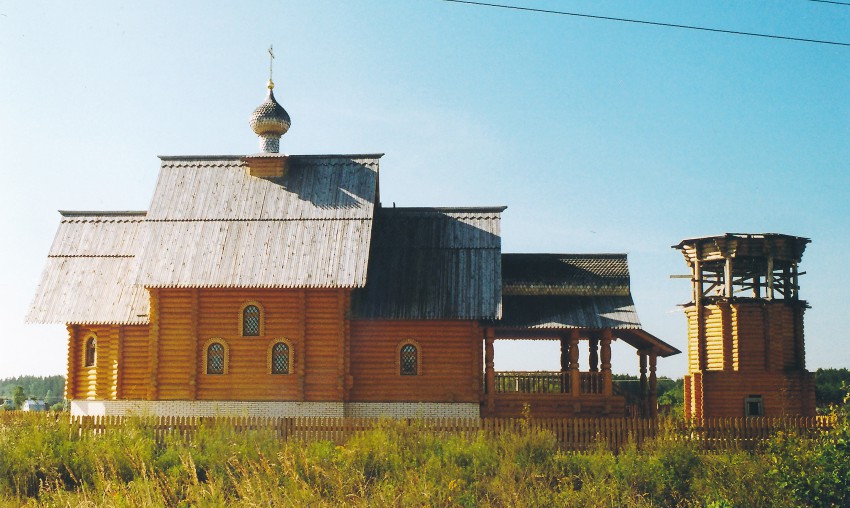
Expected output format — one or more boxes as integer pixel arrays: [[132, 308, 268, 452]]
[[581, 372, 603, 394], [494, 371, 570, 394], [490, 371, 607, 395]]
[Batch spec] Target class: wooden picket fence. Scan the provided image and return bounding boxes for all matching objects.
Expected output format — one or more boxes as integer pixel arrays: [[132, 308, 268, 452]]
[[62, 414, 835, 452], [0, 412, 835, 452]]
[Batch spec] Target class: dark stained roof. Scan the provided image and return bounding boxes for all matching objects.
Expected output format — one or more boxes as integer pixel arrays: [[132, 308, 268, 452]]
[[351, 207, 504, 320], [502, 254, 630, 296], [498, 295, 640, 329], [494, 253, 681, 356]]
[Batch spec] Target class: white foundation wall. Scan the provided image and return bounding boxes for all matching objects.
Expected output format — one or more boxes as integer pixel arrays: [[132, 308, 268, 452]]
[[70, 400, 481, 419], [344, 402, 480, 418], [70, 400, 345, 418]]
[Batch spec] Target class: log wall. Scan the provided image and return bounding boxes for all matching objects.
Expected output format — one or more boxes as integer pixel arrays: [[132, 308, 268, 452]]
[[156, 289, 195, 400], [348, 320, 481, 403], [133, 288, 348, 402], [119, 326, 150, 399], [684, 300, 814, 418], [68, 325, 119, 400]]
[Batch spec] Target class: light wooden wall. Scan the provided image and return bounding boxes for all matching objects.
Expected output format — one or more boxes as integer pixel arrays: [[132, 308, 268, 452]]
[[195, 289, 301, 400], [348, 320, 481, 403], [120, 325, 149, 399], [68, 325, 118, 400], [156, 289, 194, 399], [69, 289, 485, 406], [684, 301, 813, 418], [303, 291, 346, 401], [148, 288, 347, 402], [699, 371, 815, 417]]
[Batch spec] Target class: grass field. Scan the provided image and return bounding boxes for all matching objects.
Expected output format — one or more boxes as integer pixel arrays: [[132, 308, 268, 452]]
[[0, 408, 847, 507]]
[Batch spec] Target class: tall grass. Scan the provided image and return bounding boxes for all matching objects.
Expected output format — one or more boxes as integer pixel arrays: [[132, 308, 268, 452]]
[[0, 412, 844, 507]]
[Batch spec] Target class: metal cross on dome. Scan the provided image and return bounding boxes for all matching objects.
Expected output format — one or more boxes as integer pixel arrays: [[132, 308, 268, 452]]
[[268, 45, 275, 87]]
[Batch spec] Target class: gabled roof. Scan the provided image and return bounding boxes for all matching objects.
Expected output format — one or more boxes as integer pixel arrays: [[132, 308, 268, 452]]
[[27, 212, 150, 325], [351, 207, 504, 320], [135, 155, 379, 288]]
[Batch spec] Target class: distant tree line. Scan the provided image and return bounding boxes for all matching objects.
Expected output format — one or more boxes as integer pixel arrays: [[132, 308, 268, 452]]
[[0, 375, 65, 406], [614, 369, 848, 411], [814, 368, 850, 407]]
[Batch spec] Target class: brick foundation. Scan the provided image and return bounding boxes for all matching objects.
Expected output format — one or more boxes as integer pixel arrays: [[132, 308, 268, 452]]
[[70, 400, 481, 418]]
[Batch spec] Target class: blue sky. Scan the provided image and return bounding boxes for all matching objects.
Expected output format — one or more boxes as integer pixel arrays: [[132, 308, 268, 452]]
[[1, 1, 848, 379]]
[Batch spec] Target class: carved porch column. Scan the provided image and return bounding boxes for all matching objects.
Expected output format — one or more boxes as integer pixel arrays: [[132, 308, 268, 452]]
[[601, 329, 612, 397], [485, 329, 495, 415], [639, 351, 648, 417], [560, 336, 569, 372], [569, 329, 580, 396], [649, 349, 658, 418], [588, 338, 599, 372]]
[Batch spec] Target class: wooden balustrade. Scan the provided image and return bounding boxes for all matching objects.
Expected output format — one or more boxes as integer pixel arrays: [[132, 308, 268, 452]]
[[580, 372, 604, 394], [494, 371, 570, 393], [488, 371, 612, 395]]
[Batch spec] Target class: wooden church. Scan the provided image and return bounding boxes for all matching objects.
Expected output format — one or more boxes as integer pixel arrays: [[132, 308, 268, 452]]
[[674, 234, 816, 418], [28, 78, 679, 418]]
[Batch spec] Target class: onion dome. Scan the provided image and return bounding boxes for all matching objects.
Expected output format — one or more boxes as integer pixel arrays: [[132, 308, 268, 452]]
[[249, 80, 291, 153]]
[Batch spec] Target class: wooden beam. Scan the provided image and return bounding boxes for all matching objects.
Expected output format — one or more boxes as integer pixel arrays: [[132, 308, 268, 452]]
[[65, 324, 78, 400], [148, 288, 160, 400], [601, 329, 612, 397], [485, 328, 495, 415], [189, 289, 199, 400], [649, 349, 658, 418], [115, 326, 124, 400], [588, 338, 599, 372], [767, 255, 774, 300], [569, 330, 580, 397]]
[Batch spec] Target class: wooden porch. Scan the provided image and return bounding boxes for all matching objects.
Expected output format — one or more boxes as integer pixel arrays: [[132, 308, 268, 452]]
[[481, 328, 668, 418]]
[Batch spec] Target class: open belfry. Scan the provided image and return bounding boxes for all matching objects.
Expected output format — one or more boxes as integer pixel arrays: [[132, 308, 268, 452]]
[[674, 234, 816, 419]]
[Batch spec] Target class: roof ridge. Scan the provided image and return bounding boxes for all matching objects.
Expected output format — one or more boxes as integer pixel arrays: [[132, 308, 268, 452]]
[[59, 210, 147, 217]]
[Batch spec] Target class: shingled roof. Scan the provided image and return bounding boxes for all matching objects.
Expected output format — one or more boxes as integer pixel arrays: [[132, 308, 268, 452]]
[[495, 253, 679, 356], [27, 212, 150, 325], [135, 155, 379, 288], [502, 254, 630, 296], [351, 207, 504, 320]]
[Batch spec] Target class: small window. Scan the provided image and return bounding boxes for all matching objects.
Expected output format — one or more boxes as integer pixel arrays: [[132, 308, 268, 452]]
[[400, 343, 418, 376], [206, 342, 226, 375], [271, 342, 290, 374], [243, 304, 261, 336], [84, 336, 97, 367], [745, 395, 764, 417]]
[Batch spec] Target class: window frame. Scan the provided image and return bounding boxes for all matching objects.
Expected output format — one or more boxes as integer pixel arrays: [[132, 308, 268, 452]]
[[267, 338, 294, 375], [204, 338, 229, 375], [396, 339, 422, 376], [239, 301, 265, 337], [83, 334, 97, 368], [745, 395, 764, 417]]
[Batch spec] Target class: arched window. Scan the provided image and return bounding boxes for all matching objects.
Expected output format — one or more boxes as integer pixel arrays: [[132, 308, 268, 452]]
[[270, 341, 290, 374], [205, 340, 228, 375], [241, 303, 262, 336], [84, 336, 97, 367], [400, 343, 418, 376]]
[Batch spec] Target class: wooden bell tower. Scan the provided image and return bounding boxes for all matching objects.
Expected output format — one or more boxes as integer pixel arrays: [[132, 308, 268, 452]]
[[674, 234, 816, 419]]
